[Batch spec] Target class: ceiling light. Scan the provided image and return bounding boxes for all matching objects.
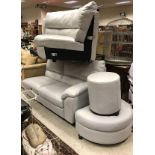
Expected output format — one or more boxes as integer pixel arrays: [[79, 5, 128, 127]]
[[64, 1, 78, 4], [42, 1, 48, 4], [115, 1, 131, 5]]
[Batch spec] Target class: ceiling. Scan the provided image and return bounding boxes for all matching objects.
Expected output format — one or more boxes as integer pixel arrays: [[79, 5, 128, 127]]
[[21, 0, 133, 9]]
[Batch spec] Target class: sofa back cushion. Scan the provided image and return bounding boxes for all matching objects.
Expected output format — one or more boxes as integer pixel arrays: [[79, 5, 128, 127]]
[[45, 59, 106, 85], [61, 75, 84, 86], [44, 1, 98, 43], [45, 60, 64, 80], [64, 60, 106, 81]]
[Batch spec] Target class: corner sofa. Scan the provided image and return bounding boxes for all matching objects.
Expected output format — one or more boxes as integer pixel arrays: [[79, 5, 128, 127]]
[[34, 1, 99, 62], [22, 60, 106, 124]]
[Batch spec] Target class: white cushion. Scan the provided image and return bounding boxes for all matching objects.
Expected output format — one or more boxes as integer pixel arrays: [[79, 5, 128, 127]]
[[61, 75, 83, 86], [64, 60, 106, 81], [75, 100, 133, 132], [22, 76, 55, 94], [44, 1, 98, 43], [45, 28, 79, 40], [87, 72, 121, 115], [34, 34, 84, 51], [46, 60, 64, 73], [38, 82, 70, 108], [45, 60, 64, 81], [61, 82, 88, 100]]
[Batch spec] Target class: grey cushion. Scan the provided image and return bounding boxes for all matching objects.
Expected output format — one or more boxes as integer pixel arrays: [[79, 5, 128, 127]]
[[38, 81, 70, 108], [87, 72, 121, 115], [61, 75, 83, 85], [34, 34, 84, 51], [44, 1, 98, 43], [22, 76, 55, 94], [46, 60, 64, 74], [64, 60, 106, 81], [76, 121, 132, 145], [61, 82, 88, 100], [75, 100, 133, 132]]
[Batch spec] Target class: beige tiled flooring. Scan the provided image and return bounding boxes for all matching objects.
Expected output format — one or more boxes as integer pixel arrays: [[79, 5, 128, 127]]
[[30, 100, 133, 155]]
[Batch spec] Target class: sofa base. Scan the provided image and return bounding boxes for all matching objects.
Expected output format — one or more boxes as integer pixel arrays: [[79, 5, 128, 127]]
[[76, 122, 132, 145], [37, 96, 64, 119]]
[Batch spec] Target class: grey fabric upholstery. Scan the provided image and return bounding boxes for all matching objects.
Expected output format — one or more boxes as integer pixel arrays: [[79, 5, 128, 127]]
[[87, 72, 121, 115], [76, 121, 132, 145], [64, 91, 89, 123], [75, 101, 132, 144], [22, 59, 106, 124], [34, 34, 84, 51], [64, 60, 106, 81], [38, 81, 70, 108], [75, 100, 132, 132], [61, 82, 88, 100], [22, 76, 55, 94], [37, 95, 64, 118]]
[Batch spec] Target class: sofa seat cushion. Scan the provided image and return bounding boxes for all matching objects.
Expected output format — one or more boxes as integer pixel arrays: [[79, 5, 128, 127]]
[[38, 81, 70, 108], [34, 34, 84, 51], [22, 76, 56, 94]]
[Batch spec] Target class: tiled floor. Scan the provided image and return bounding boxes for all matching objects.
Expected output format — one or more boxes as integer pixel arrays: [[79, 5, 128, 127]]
[[29, 100, 133, 155]]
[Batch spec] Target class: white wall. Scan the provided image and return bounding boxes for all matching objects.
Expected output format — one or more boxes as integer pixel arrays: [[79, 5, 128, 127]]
[[21, 5, 133, 26], [21, 7, 41, 24], [21, 6, 67, 25], [99, 5, 133, 26]]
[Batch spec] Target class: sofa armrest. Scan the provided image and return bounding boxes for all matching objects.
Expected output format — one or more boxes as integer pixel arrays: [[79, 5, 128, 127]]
[[22, 63, 46, 70], [61, 82, 88, 100], [64, 91, 89, 124], [21, 63, 46, 80]]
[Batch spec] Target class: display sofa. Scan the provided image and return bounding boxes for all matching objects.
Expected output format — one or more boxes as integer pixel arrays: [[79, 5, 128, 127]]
[[34, 1, 99, 62], [22, 60, 106, 124]]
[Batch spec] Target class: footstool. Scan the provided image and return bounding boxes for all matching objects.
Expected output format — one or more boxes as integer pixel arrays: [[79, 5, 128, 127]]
[[75, 100, 132, 144], [87, 72, 121, 115]]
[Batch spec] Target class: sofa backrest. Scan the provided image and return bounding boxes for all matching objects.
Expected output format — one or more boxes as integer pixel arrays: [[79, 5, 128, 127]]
[[45, 60, 106, 85], [45, 60, 64, 81], [63, 60, 106, 81], [44, 1, 98, 43]]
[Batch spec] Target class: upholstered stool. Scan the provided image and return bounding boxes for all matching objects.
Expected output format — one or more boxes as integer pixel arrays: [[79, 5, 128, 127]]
[[87, 72, 121, 115], [75, 100, 132, 144]]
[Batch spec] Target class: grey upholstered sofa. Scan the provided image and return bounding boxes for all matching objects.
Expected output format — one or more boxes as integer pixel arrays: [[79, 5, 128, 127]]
[[22, 60, 106, 124]]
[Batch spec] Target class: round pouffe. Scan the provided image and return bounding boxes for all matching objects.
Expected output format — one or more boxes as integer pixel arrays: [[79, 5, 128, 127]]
[[87, 72, 121, 115], [75, 100, 132, 144]]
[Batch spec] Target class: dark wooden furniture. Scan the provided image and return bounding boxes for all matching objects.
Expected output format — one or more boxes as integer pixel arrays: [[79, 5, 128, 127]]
[[106, 63, 130, 102]]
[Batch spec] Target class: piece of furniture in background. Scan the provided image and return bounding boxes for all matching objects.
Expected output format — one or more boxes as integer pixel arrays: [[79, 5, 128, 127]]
[[98, 18, 133, 102], [34, 1, 99, 62], [99, 18, 133, 66], [21, 20, 42, 40], [96, 31, 104, 56], [21, 48, 46, 80], [106, 64, 130, 102], [22, 60, 106, 124]]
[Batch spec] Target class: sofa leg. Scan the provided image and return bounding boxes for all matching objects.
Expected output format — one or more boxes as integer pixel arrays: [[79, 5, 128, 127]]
[[78, 134, 83, 139]]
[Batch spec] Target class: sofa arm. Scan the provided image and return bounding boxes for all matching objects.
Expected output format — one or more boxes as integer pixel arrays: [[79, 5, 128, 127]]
[[64, 91, 89, 124], [61, 82, 88, 100], [22, 63, 46, 70], [21, 63, 46, 80]]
